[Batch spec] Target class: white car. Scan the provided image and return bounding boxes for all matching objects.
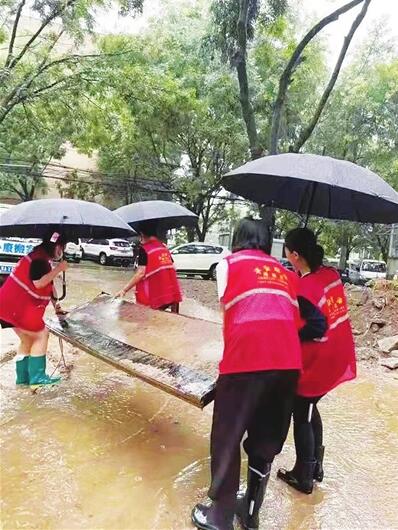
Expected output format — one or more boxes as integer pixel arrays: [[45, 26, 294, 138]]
[[81, 238, 135, 266], [348, 259, 387, 284], [171, 243, 231, 280], [64, 241, 83, 263]]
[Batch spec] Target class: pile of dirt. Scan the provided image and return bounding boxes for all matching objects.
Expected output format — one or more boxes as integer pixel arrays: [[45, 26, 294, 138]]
[[346, 280, 398, 368], [346, 280, 398, 346]]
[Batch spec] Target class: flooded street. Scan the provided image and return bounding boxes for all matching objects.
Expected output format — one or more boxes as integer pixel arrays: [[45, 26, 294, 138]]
[[1, 264, 398, 530]]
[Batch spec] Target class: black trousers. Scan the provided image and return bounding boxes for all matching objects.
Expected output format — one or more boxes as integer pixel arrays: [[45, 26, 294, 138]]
[[208, 369, 299, 500], [292, 395, 324, 462]]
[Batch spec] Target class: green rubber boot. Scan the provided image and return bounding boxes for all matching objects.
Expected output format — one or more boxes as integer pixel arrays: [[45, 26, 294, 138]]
[[28, 355, 61, 387], [16, 356, 30, 385]]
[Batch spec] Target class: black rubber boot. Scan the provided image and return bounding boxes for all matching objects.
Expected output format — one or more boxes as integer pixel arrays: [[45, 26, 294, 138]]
[[191, 496, 235, 530], [277, 460, 316, 494], [314, 445, 325, 482], [236, 463, 271, 530]]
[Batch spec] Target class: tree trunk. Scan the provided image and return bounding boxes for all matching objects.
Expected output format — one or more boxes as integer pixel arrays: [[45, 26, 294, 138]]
[[233, 0, 262, 159], [259, 204, 275, 250], [339, 232, 350, 270], [186, 226, 195, 242]]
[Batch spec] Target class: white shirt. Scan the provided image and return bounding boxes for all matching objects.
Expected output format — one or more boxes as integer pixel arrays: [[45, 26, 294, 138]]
[[216, 259, 229, 300]]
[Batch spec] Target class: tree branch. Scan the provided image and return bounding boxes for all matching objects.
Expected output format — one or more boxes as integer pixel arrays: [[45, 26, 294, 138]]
[[4, 0, 26, 68], [7, 0, 76, 71], [270, 0, 365, 154], [292, 0, 371, 153]]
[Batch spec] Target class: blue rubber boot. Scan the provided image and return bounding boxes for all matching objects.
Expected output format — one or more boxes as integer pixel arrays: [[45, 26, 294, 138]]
[[28, 355, 61, 387], [16, 355, 30, 385]]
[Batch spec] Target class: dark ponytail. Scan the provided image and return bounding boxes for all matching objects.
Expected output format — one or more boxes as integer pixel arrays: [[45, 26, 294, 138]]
[[285, 228, 324, 272]]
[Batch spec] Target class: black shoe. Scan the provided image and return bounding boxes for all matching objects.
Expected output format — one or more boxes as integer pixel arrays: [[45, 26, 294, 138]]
[[277, 460, 316, 494], [236, 463, 271, 530], [191, 501, 234, 530], [314, 445, 325, 482]]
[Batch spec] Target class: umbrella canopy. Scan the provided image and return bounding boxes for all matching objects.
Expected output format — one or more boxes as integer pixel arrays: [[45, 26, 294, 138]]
[[115, 200, 198, 231], [222, 153, 398, 224], [0, 198, 135, 240]]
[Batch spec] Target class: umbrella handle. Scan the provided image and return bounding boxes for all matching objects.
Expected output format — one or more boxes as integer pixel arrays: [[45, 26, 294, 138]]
[[57, 270, 67, 301]]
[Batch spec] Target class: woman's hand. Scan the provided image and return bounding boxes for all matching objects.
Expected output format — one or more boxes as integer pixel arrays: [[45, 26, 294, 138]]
[[54, 302, 68, 316], [56, 260, 68, 273], [115, 289, 126, 299]]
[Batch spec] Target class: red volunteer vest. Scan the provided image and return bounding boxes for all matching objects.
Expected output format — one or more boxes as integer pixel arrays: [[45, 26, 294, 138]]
[[135, 238, 182, 310], [0, 247, 53, 331], [220, 249, 302, 375], [297, 266, 356, 397]]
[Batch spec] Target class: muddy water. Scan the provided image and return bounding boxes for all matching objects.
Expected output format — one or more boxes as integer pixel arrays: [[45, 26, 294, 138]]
[[1, 264, 398, 530]]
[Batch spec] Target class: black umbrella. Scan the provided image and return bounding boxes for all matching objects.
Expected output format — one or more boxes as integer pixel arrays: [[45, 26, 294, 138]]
[[0, 199, 135, 301], [0, 198, 135, 239], [222, 153, 398, 224], [115, 200, 198, 231]]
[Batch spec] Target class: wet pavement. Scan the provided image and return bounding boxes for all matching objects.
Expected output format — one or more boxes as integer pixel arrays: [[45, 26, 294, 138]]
[[1, 264, 398, 529]]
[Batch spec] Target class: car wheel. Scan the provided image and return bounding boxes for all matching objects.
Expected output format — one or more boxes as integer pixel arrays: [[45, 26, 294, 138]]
[[209, 264, 217, 281], [99, 253, 107, 266], [73, 258, 81, 263]]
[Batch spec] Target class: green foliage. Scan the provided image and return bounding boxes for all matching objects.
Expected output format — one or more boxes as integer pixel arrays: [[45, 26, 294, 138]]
[[0, 98, 73, 200], [206, 0, 287, 61], [71, 4, 248, 239]]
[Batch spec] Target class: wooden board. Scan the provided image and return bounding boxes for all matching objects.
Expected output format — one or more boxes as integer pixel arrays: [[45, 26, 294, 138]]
[[47, 294, 221, 408]]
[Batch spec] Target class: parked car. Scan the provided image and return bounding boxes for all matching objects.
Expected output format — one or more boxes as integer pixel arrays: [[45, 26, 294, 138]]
[[81, 238, 135, 266], [170, 243, 231, 280], [348, 259, 387, 285], [64, 241, 82, 263]]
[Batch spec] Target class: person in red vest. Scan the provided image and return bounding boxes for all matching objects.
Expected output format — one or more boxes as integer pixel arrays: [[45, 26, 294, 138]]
[[116, 221, 182, 311], [278, 228, 356, 494], [0, 231, 68, 387], [191, 217, 303, 530]]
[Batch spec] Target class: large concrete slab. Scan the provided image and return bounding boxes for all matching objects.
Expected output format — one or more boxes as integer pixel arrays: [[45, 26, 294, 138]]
[[47, 293, 221, 408]]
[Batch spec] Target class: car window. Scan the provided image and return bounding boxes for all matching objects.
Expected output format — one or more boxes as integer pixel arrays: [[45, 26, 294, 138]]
[[176, 245, 198, 254], [362, 262, 386, 273], [113, 241, 130, 247], [194, 245, 206, 254], [194, 245, 217, 254]]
